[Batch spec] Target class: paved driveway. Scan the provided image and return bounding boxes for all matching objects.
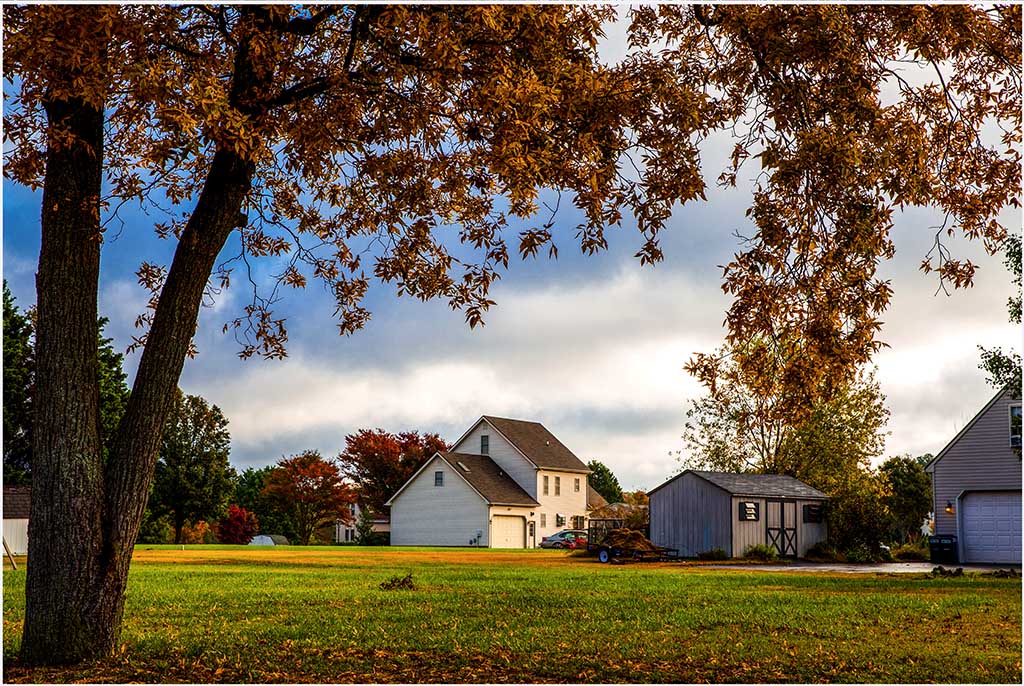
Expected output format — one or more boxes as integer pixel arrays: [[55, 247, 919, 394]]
[[703, 561, 1021, 574]]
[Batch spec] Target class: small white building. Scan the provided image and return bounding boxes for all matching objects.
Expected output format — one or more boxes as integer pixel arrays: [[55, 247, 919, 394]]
[[3, 486, 30, 555], [386, 416, 596, 548], [335, 502, 391, 543]]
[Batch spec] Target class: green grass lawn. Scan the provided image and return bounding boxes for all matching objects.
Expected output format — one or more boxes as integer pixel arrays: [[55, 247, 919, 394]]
[[3, 546, 1021, 683]]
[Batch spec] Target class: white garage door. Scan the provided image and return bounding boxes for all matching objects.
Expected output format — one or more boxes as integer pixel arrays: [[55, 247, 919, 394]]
[[491, 516, 524, 548], [961, 491, 1022, 564]]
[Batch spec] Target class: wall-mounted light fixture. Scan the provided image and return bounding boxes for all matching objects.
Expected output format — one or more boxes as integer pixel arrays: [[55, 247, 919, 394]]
[[944, 500, 955, 515]]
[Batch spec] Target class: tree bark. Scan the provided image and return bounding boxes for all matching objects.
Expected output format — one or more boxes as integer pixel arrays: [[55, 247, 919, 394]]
[[21, 6, 270, 665], [21, 47, 108, 665]]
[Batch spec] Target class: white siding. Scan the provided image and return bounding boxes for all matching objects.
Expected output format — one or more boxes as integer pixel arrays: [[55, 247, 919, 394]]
[[3, 519, 28, 555], [454, 420, 537, 497], [931, 390, 1022, 542], [535, 470, 589, 538], [389, 457, 490, 547]]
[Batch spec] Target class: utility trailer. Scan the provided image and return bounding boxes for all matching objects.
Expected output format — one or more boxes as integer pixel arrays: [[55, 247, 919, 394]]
[[592, 543, 681, 564], [587, 518, 681, 563]]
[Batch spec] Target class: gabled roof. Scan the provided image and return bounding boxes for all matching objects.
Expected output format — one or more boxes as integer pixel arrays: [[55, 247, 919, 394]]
[[586, 484, 608, 510], [649, 470, 828, 500], [480, 416, 590, 473], [3, 486, 30, 519], [385, 452, 539, 508], [925, 386, 1017, 473]]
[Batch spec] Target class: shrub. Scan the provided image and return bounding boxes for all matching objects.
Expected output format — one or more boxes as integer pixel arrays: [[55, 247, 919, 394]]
[[892, 541, 928, 561], [218, 504, 259, 544], [804, 541, 842, 562], [180, 520, 217, 544], [696, 547, 729, 561], [743, 544, 779, 561]]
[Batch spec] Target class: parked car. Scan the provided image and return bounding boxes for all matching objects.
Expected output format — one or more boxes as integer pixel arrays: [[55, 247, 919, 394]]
[[540, 529, 587, 549]]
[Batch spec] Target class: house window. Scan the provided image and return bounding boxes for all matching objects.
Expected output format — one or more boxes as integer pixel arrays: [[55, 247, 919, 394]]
[[540, 513, 547, 527], [572, 515, 585, 529], [574, 478, 580, 493], [803, 504, 824, 523], [738, 501, 759, 521], [1011, 405, 1022, 448], [434, 471, 444, 487], [556, 513, 565, 527], [555, 476, 561, 496], [481, 435, 489, 455], [543, 475, 549, 495]]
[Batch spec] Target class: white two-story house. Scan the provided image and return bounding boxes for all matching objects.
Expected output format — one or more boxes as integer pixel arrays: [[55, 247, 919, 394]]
[[385, 416, 601, 548]]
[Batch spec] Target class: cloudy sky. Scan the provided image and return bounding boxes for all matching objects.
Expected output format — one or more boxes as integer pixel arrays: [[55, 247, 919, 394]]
[[3, 21, 1019, 492]]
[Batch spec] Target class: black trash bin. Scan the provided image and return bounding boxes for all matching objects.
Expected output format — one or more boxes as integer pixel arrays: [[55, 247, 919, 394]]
[[929, 535, 958, 564]]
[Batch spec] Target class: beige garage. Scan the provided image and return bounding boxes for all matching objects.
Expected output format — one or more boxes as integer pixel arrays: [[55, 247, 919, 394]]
[[490, 515, 526, 548]]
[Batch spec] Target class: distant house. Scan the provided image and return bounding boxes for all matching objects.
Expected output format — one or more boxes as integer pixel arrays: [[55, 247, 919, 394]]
[[334, 502, 390, 543], [648, 470, 829, 558], [3, 486, 30, 555], [385, 416, 592, 548], [925, 387, 1022, 564]]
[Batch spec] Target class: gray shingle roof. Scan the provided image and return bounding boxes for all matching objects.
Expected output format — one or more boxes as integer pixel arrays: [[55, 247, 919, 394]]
[[690, 471, 829, 499], [444, 452, 540, 506], [3, 486, 31, 519], [586, 484, 608, 510], [482, 416, 589, 473]]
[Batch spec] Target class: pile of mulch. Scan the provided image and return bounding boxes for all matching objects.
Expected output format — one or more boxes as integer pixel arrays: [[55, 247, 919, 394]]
[[601, 528, 661, 551], [379, 573, 415, 590]]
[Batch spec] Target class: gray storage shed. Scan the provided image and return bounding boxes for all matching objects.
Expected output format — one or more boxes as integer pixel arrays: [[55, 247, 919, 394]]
[[648, 470, 829, 558]]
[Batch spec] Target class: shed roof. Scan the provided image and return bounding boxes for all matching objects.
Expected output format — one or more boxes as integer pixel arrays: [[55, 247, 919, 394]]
[[444, 452, 540, 507], [3, 486, 30, 519], [650, 470, 828, 500], [480, 416, 590, 473]]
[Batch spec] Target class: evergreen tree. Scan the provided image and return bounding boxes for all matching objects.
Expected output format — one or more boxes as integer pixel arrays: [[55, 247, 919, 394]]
[[3, 281, 34, 485], [587, 460, 624, 505]]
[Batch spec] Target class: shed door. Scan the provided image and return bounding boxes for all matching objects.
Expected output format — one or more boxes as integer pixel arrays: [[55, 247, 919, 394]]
[[766, 500, 797, 557], [961, 491, 1021, 564], [491, 516, 525, 549]]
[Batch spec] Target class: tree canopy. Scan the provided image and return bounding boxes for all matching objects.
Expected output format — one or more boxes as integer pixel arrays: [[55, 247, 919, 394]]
[[3, 281, 34, 485], [979, 233, 1022, 398], [149, 390, 236, 544], [879, 456, 933, 543], [262, 450, 354, 546], [337, 429, 448, 514], [587, 459, 624, 505], [3, 3, 1019, 666]]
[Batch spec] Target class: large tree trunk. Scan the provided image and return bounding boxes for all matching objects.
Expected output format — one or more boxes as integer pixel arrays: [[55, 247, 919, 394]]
[[20, 10, 109, 663], [21, 7, 269, 665]]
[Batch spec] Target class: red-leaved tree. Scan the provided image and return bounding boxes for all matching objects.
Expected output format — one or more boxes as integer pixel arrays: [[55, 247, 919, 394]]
[[217, 504, 259, 544], [337, 430, 449, 515], [262, 451, 354, 545]]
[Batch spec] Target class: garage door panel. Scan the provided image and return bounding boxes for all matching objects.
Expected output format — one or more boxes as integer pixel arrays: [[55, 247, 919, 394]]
[[491, 515, 524, 549], [962, 491, 1021, 564]]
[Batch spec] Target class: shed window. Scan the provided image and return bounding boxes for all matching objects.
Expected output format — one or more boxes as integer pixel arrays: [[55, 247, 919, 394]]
[[574, 478, 581, 492], [738, 501, 759, 521], [555, 476, 561, 496], [481, 435, 490, 455], [1011, 405, 1022, 448], [434, 471, 444, 487], [803, 504, 824, 523], [543, 475, 549, 495]]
